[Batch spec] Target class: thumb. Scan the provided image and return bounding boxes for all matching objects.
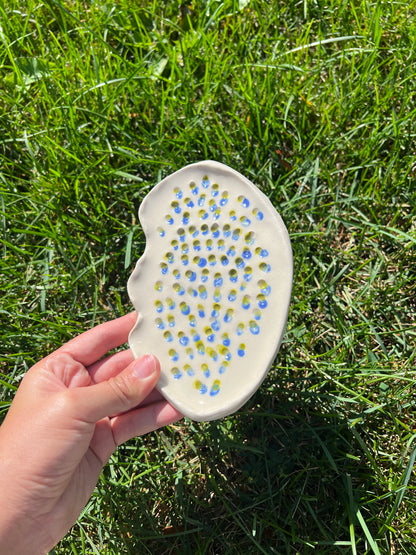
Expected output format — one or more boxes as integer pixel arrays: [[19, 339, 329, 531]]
[[68, 355, 160, 423]]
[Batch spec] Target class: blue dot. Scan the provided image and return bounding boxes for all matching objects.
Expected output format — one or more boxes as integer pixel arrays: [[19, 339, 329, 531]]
[[161, 266, 168, 275], [200, 384, 208, 394], [173, 372, 182, 380], [212, 229, 220, 239], [175, 190, 183, 199], [167, 217, 174, 225], [220, 198, 228, 206], [183, 215, 190, 225], [186, 199, 194, 207], [187, 271, 197, 281], [202, 178, 210, 188], [198, 308, 205, 318], [156, 320, 165, 330], [198, 258, 207, 268], [211, 308, 220, 318], [250, 322, 260, 335], [207, 334, 215, 343], [192, 186, 199, 195], [193, 333, 201, 342], [221, 256, 229, 266], [242, 249, 252, 259], [238, 349, 245, 357], [241, 217, 251, 227], [219, 365, 227, 374], [210, 386, 220, 397], [212, 320, 221, 331], [214, 290, 221, 302], [172, 353, 179, 362], [179, 336, 189, 346], [222, 337, 230, 347], [228, 291, 237, 302], [181, 303, 190, 315], [256, 211, 264, 221], [224, 312, 233, 323], [214, 277, 223, 287], [260, 249, 269, 257], [259, 300, 268, 309], [201, 273, 208, 282]]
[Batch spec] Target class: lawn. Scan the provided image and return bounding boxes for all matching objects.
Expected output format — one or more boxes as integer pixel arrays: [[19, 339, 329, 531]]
[[1, 0, 416, 553]]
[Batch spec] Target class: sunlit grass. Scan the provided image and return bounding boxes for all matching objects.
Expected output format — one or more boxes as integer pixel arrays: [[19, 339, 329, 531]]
[[1, 0, 416, 553]]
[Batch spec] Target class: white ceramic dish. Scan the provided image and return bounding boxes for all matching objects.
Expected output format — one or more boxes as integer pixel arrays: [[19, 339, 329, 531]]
[[127, 161, 292, 421]]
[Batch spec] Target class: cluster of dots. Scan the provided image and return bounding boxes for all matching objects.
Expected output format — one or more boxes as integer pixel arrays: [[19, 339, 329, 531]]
[[153, 175, 272, 398]]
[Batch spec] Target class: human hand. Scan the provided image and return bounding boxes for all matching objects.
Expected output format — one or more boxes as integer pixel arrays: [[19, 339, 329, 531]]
[[0, 312, 182, 555]]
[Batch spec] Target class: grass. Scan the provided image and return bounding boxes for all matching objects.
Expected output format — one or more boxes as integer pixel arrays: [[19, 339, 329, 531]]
[[1, 0, 416, 552]]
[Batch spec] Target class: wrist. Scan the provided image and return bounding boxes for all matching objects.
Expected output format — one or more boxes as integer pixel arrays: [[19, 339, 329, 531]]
[[0, 506, 51, 555], [0, 463, 53, 555]]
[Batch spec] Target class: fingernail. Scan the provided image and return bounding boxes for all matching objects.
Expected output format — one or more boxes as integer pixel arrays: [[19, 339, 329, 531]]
[[132, 354, 157, 380]]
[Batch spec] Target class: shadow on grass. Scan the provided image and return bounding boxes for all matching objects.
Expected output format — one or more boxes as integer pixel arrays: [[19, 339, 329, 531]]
[[99, 369, 385, 555]]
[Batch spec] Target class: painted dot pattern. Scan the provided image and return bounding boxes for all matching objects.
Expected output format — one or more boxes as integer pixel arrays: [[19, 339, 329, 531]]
[[153, 175, 272, 398]]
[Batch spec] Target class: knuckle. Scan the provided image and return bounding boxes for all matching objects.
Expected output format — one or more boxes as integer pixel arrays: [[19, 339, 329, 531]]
[[107, 374, 134, 411]]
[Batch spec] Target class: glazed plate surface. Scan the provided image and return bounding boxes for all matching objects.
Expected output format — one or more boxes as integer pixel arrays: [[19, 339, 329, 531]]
[[128, 161, 292, 421]]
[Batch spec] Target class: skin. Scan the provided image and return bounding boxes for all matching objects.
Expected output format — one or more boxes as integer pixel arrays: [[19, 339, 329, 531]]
[[0, 312, 182, 554]]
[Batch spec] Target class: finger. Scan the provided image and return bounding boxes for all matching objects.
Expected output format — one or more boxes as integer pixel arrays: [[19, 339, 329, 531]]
[[56, 312, 137, 367], [88, 349, 134, 383], [67, 354, 160, 423], [111, 401, 183, 445], [140, 389, 166, 407]]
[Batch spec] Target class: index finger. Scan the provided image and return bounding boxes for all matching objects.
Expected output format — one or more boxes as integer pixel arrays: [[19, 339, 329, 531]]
[[56, 312, 137, 367]]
